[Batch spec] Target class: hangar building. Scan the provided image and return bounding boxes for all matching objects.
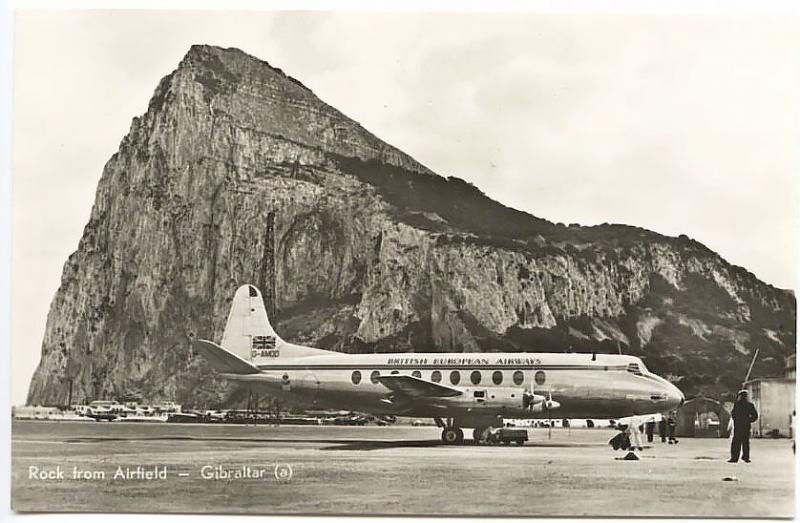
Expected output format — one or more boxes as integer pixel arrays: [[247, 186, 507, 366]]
[[744, 354, 795, 438]]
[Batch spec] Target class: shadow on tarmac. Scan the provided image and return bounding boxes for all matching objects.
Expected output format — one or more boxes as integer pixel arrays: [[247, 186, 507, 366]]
[[62, 435, 603, 451], [320, 440, 603, 451]]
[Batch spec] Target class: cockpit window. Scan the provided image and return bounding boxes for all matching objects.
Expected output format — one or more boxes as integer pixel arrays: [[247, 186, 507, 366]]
[[627, 363, 643, 376]]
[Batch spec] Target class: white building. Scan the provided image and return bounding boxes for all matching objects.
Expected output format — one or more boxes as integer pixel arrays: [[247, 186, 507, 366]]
[[744, 377, 795, 438]]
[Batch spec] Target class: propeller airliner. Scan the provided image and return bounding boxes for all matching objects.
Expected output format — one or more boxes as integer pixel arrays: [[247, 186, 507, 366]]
[[193, 285, 684, 444]]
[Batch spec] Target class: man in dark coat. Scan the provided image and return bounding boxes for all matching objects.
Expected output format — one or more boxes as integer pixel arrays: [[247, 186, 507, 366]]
[[729, 389, 758, 463], [658, 417, 667, 442], [645, 420, 655, 443], [667, 411, 678, 444]]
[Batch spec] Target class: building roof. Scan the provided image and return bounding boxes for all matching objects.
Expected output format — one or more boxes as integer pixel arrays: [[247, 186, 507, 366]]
[[744, 376, 795, 386]]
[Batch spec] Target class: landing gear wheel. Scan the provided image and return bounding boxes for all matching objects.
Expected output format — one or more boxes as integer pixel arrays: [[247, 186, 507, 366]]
[[442, 427, 464, 445]]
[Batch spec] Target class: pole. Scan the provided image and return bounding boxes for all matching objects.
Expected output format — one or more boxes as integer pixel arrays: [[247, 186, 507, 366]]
[[247, 391, 253, 426], [547, 389, 552, 440], [253, 393, 260, 426], [743, 348, 760, 387]]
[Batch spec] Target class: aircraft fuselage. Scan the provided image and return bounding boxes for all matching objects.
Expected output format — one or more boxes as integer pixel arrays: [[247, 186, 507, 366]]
[[222, 351, 684, 425]]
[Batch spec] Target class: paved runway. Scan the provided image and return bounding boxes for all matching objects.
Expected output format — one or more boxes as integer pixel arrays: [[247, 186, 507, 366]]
[[11, 420, 795, 516]]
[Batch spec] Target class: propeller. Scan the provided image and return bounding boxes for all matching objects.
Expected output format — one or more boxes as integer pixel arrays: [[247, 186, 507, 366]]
[[522, 389, 545, 409], [543, 389, 560, 411], [532, 388, 560, 439], [525, 380, 562, 439]]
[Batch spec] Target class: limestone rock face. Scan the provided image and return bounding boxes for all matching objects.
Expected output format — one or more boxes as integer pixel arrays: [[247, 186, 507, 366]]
[[27, 45, 795, 406]]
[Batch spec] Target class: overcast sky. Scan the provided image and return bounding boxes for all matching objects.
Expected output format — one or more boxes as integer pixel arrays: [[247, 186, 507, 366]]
[[11, 10, 799, 405]]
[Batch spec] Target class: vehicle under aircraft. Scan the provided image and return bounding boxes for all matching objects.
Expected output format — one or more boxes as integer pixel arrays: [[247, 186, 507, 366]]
[[193, 285, 685, 444]]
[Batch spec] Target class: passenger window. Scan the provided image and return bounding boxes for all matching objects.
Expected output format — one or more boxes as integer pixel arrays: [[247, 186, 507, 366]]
[[412, 370, 422, 378], [431, 370, 442, 383], [535, 370, 546, 385], [492, 370, 503, 385], [351, 370, 362, 385], [391, 370, 399, 375], [450, 371, 461, 385], [513, 370, 524, 386], [370, 370, 380, 384], [470, 370, 482, 385]]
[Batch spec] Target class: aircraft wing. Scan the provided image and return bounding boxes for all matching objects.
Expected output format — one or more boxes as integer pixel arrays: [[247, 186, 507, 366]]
[[616, 412, 664, 428], [376, 375, 463, 399]]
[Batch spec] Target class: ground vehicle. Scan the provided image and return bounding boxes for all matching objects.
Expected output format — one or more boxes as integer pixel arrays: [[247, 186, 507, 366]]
[[485, 427, 528, 446]]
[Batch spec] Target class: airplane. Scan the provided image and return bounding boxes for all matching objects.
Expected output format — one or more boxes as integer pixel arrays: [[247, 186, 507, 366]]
[[83, 400, 123, 422], [193, 284, 685, 444]]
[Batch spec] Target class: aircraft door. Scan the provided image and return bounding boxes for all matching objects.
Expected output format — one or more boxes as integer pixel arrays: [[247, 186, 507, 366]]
[[473, 389, 488, 406], [301, 373, 320, 406]]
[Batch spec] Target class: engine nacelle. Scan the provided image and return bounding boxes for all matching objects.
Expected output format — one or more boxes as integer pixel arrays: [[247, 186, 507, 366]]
[[528, 398, 561, 413], [480, 387, 529, 410], [437, 387, 545, 413]]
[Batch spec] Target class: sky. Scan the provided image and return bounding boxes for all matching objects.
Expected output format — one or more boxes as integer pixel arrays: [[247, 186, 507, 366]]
[[9, 10, 800, 405]]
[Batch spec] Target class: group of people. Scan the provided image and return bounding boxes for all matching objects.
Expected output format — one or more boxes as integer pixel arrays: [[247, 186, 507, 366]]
[[644, 411, 679, 444], [611, 412, 679, 451], [612, 389, 760, 462]]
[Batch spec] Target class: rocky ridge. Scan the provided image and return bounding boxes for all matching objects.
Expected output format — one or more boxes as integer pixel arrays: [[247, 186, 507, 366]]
[[27, 45, 795, 406]]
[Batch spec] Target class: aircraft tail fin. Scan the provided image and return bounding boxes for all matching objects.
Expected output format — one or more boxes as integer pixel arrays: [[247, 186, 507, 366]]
[[217, 284, 332, 363], [220, 284, 283, 361]]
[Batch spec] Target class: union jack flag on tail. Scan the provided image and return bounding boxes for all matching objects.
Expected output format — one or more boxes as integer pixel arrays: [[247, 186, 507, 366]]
[[252, 336, 276, 350]]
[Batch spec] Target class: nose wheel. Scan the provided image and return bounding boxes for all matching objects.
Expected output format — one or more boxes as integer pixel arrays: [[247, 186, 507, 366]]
[[441, 427, 464, 444]]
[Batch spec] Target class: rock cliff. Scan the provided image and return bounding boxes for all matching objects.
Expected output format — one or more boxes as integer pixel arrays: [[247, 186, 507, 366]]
[[27, 45, 795, 406]]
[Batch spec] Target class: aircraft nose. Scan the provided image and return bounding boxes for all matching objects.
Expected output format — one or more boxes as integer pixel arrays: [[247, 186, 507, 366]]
[[667, 382, 685, 409]]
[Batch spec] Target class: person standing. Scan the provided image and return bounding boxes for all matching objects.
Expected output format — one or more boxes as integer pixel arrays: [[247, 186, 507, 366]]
[[630, 421, 644, 451], [658, 417, 667, 443], [667, 411, 678, 444], [729, 389, 758, 463], [645, 419, 656, 443]]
